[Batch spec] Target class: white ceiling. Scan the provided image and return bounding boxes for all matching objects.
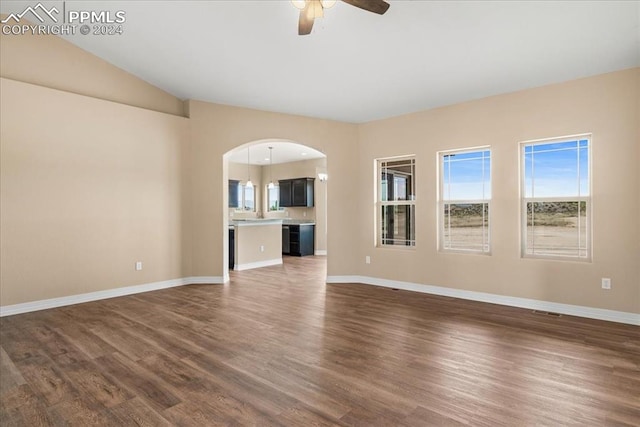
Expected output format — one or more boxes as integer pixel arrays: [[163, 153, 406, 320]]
[[3, 1, 639, 123], [227, 141, 325, 166]]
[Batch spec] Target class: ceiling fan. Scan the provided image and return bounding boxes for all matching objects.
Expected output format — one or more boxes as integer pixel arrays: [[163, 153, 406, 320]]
[[292, 0, 390, 35]]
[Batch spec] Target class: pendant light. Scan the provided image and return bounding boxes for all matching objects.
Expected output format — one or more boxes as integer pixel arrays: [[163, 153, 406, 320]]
[[246, 146, 253, 188], [268, 147, 275, 190]]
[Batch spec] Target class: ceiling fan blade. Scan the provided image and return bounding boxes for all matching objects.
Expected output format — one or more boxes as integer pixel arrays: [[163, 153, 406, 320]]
[[298, 5, 315, 35], [341, 0, 390, 15]]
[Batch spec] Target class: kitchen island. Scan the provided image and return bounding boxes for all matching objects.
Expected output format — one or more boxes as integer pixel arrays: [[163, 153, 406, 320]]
[[230, 219, 283, 271]]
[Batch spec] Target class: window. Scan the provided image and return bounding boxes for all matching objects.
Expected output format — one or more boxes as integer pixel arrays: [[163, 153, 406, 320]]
[[231, 183, 255, 211], [439, 148, 491, 253], [228, 180, 240, 208], [267, 185, 281, 211], [521, 135, 591, 259], [377, 156, 415, 247], [242, 183, 255, 211]]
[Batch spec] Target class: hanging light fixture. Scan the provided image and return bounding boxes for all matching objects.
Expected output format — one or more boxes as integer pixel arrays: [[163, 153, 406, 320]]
[[246, 146, 253, 188], [268, 147, 275, 190], [293, 0, 388, 36]]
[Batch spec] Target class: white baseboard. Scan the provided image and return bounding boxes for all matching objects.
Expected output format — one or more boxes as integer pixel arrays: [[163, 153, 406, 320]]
[[184, 276, 225, 285], [314, 250, 327, 256], [234, 258, 282, 271], [326, 275, 640, 326], [0, 276, 224, 317], [5, 273, 636, 326]]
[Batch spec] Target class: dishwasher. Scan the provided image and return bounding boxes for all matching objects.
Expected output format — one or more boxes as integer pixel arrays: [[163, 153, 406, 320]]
[[282, 226, 290, 255]]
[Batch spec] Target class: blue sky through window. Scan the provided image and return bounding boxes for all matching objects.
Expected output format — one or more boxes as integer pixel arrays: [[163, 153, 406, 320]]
[[442, 150, 491, 201], [524, 139, 589, 198]]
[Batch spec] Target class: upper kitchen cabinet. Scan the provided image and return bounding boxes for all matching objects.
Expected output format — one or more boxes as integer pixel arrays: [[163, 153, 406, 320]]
[[279, 178, 314, 207], [279, 180, 292, 207]]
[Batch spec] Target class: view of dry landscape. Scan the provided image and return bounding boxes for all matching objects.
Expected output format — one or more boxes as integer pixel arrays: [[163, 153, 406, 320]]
[[525, 201, 588, 257], [443, 203, 490, 251], [441, 149, 491, 252], [442, 201, 588, 256]]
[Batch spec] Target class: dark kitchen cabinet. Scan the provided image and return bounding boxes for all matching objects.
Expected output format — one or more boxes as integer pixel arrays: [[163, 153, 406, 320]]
[[279, 178, 314, 207], [286, 224, 315, 256], [279, 180, 293, 207]]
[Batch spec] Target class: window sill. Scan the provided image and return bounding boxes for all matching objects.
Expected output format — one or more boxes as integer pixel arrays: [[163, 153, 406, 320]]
[[521, 254, 592, 263], [376, 244, 417, 251], [439, 249, 492, 256]]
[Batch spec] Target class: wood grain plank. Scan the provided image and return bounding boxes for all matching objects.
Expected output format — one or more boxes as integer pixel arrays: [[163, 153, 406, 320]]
[[53, 324, 119, 360], [47, 397, 117, 426], [107, 397, 174, 427], [15, 354, 80, 406], [0, 383, 54, 426], [63, 360, 133, 409], [397, 405, 468, 427], [163, 392, 280, 427], [94, 352, 181, 412], [181, 351, 301, 417], [0, 347, 26, 394]]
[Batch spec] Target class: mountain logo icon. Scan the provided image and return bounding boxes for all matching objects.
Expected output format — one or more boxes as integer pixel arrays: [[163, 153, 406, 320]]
[[1, 3, 59, 24]]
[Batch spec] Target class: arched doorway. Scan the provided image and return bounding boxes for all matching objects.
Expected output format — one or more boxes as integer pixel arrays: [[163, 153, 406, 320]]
[[222, 139, 327, 280]]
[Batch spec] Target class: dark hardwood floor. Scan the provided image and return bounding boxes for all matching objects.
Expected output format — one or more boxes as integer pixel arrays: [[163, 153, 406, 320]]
[[1, 256, 639, 426]]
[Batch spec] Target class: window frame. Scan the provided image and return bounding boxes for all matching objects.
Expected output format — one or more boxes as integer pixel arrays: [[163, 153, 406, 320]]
[[519, 134, 592, 261], [438, 146, 492, 255], [234, 182, 255, 212], [375, 155, 416, 248], [266, 184, 282, 212]]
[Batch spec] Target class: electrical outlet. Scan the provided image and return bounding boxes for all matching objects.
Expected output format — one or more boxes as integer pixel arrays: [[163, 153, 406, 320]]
[[365, 256, 371, 264], [260, 245, 265, 252], [135, 261, 142, 271], [601, 278, 611, 290]]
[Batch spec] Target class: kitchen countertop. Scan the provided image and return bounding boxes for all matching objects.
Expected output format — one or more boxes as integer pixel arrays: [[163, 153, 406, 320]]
[[229, 219, 315, 227], [282, 219, 315, 225], [230, 219, 284, 229], [231, 219, 284, 226]]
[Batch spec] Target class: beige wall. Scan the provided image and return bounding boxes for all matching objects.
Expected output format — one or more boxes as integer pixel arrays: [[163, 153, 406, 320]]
[[0, 19, 185, 117], [0, 78, 190, 306], [356, 68, 640, 314]]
